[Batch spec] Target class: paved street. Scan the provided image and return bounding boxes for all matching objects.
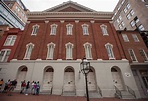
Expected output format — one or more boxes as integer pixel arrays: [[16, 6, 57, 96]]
[[0, 93, 148, 101]]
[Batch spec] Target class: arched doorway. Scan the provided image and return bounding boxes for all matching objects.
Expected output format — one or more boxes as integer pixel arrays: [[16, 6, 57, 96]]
[[111, 66, 124, 90], [87, 67, 97, 91], [42, 66, 54, 91], [64, 67, 75, 91], [16, 66, 28, 90]]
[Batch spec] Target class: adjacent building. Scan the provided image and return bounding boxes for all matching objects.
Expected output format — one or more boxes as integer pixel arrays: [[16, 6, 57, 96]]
[[113, 0, 148, 31], [0, 0, 28, 31], [0, 1, 148, 99]]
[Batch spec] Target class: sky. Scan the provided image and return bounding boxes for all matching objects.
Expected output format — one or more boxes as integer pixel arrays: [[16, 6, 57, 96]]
[[21, 0, 119, 12]]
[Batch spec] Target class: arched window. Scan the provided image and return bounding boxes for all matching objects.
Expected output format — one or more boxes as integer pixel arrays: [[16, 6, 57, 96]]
[[50, 24, 57, 35], [47, 42, 55, 59], [66, 24, 73, 35], [31, 24, 39, 35], [105, 43, 115, 59], [4, 35, 17, 46], [65, 42, 73, 59], [82, 24, 89, 35], [100, 24, 108, 35], [83, 42, 92, 59], [24, 43, 34, 59]]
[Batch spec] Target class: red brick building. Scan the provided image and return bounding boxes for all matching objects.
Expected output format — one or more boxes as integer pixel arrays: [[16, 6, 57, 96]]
[[0, 1, 147, 99]]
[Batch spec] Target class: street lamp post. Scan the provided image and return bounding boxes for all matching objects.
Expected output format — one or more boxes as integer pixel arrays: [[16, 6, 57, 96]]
[[80, 57, 90, 101]]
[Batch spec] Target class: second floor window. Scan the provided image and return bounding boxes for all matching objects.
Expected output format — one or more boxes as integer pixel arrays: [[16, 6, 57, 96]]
[[65, 42, 73, 59], [4, 35, 17, 46], [100, 24, 108, 35], [105, 43, 115, 59], [50, 24, 57, 35], [66, 24, 73, 35], [122, 34, 129, 42], [139, 49, 148, 61], [31, 25, 39, 35], [132, 34, 139, 42], [84, 42, 92, 59], [0, 49, 11, 62], [47, 42, 55, 59], [82, 24, 89, 35], [24, 43, 34, 59], [128, 49, 137, 61]]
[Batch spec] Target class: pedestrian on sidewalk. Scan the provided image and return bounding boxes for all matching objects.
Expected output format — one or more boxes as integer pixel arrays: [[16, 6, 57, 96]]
[[36, 81, 40, 95], [2, 79, 11, 93], [20, 80, 26, 94], [30, 81, 34, 94], [7, 79, 17, 96], [0, 79, 4, 92], [25, 81, 30, 95], [33, 82, 37, 95]]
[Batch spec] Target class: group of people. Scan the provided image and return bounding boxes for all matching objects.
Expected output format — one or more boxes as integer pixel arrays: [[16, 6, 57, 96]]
[[0, 79, 40, 96], [20, 80, 40, 95], [0, 79, 17, 96]]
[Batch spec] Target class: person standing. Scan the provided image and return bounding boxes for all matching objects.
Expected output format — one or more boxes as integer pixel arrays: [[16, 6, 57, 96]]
[[25, 81, 30, 95], [0, 79, 4, 92], [30, 81, 34, 94], [36, 81, 40, 95], [20, 80, 26, 94], [2, 79, 10, 93], [7, 79, 17, 96]]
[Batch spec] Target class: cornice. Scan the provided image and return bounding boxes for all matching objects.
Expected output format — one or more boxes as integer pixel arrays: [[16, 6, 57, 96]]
[[27, 12, 113, 20]]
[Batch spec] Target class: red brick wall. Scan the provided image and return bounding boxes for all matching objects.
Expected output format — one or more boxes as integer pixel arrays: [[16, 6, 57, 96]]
[[15, 20, 124, 60], [117, 31, 148, 63]]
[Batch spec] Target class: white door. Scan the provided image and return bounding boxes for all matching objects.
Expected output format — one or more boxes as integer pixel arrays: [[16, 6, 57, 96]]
[[87, 72, 97, 91], [64, 72, 75, 91], [42, 72, 53, 90], [112, 72, 124, 90], [16, 71, 27, 90]]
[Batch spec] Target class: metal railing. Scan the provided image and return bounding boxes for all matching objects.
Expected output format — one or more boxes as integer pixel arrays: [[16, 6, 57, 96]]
[[125, 85, 136, 98], [97, 85, 102, 97], [114, 86, 122, 98], [50, 87, 53, 95]]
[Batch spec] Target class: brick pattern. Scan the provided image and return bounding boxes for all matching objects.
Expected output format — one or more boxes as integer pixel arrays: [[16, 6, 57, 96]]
[[15, 20, 124, 60]]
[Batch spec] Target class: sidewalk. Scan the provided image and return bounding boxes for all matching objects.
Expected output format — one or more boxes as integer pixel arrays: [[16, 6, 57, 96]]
[[0, 92, 148, 101]]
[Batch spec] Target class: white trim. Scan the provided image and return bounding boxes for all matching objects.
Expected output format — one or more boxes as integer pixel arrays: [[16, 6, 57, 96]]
[[65, 42, 74, 60], [46, 42, 55, 60], [50, 24, 58, 35], [24, 43, 34, 60], [105, 43, 115, 60], [82, 24, 89, 35], [128, 49, 138, 62], [100, 24, 109, 36], [4, 35, 17, 46], [83, 42, 92, 59], [0, 49, 11, 62], [31, 24, 39, 36], [66, 23, 73, 35]]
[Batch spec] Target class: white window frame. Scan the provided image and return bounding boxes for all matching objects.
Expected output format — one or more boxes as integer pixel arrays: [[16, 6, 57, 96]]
[[127, 13, 131, 20], [139, 49, 148, 61], [122, 34, 129, 42], [0, 49, 11, 62], [128, 49, 137, 62], [4, 35, 17, 46], [121, 21, 125, 27], [138, 25, 145, 31], [130, 9, 135, 16], [105, 43, 115, 60], [142, 0, 146, 2], [132, 34, 139, 42], [100, 24, 109, 36], [82, 24, 89, 35], [83, 42, 92, 59], [124, 8, 127, 13], [24, 43, 34, 59], [119, 24, 122, 29], [66, 24, 73, 35], [130, 20, 136, 27], [50, 24, 57, 35], [127, 3, 131, 9], [47, 42, 55, 60], [65, 42, 73, 60], [31, 24, 39, 36]]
